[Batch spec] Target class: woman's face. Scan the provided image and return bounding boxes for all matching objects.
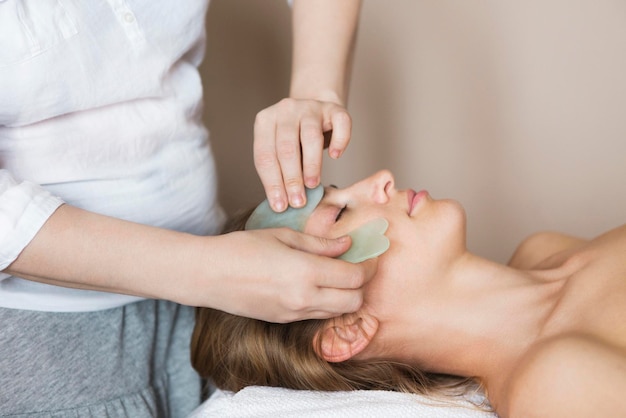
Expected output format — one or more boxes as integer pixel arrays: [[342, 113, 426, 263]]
[[304, 170, 467, 322]]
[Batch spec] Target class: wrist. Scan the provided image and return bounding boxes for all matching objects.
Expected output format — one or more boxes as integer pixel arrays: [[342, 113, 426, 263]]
[[289, 85, 346, 107], [173, 232, 239, 309]]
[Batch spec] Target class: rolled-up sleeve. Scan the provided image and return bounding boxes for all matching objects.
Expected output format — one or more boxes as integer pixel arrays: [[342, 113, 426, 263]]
[[0, 170, 64, 271]]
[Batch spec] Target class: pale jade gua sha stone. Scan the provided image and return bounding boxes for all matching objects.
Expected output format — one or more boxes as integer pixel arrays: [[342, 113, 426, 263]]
[[245, 185, 390, 263]]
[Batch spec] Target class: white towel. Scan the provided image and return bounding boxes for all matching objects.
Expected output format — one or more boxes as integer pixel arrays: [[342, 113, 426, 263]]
[[188, 386, 498, 417]]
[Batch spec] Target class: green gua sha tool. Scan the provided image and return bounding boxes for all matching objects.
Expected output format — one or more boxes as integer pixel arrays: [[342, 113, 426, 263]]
[[245, 184, 390, 263], [245, 185, 325, 231], [337, 217, 390, 263]]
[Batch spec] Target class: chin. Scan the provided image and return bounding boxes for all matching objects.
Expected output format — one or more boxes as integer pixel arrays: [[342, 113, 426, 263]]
[[432, 198, 468, 255], [444, 199, 467, 229]]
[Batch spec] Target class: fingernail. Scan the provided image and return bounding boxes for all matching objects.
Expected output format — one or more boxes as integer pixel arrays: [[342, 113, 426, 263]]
[[273, 199, 286, 212], [330, 149, 341, 159], [291, 194, 304, 207]]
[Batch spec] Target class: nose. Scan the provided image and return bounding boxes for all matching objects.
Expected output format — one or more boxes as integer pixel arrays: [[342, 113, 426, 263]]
[[365, 169, 395, 204]]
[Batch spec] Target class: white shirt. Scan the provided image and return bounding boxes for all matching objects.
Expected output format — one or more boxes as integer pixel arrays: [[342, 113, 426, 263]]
[[0, 0, 225, 311]]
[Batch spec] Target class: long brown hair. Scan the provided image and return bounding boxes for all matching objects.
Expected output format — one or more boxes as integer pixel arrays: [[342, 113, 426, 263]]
[[190, 209, 484, 404]]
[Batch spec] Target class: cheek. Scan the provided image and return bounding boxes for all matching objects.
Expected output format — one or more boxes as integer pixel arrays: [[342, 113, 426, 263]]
[[362, 246, 416, 316]]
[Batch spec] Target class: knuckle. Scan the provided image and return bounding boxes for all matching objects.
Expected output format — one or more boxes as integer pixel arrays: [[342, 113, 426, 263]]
[[254, 151, 276, 169], [302, 161, 321, 173], [276, 141, 299, 159], [266, 184, 284, 197], [275, 310, 298, 323], [348, 268, 366, 288], [277, 97, 297, 111], [333, 110, 352, 125], [285, 290, 310, 313], [316, 235, 334, 249], [254, 108, 273, 125], [284, 176, 304, 190], [347, 293, 364, 312], [300, 126, 324, 143]]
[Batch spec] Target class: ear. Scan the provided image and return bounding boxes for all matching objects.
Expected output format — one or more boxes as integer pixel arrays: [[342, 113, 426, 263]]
[[313, 313, 379, 363]]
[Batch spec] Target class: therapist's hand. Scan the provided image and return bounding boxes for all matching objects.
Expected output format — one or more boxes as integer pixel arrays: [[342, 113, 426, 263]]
[[253, 97, 352, 212], [202, 227, 376, 323]]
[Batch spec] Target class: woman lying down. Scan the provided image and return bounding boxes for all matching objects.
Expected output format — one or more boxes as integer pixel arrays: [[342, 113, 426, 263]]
[[191, 170, 626, 417]]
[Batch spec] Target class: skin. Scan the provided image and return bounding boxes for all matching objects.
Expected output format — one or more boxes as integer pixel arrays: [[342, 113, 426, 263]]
[[302, 170, 626, 417], [3, 1, 377, 323], [254, 0, 361, 212], [5, 204, 376, 322]]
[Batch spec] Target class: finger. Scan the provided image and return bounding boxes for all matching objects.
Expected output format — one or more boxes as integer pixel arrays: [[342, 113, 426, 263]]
[[356, 257, 378, 284], [299, 112, 325, 189], [277, 231, 379, 286], [315, 257, 378, 290], [277, 229, 352, 258], [283, 258, 379, 321], [276, 230, 378, 290], [254, 110, 288, 212], [326, 108, 352, 159], [299, 288, 366, 319], [276, 117, 305, 208]]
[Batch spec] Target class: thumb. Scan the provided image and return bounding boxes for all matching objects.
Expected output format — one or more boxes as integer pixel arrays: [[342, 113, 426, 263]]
[[282, 230, 352, 258]]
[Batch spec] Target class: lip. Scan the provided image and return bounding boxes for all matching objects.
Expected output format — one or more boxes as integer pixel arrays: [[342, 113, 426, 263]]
[[408, 189, 428, 215]]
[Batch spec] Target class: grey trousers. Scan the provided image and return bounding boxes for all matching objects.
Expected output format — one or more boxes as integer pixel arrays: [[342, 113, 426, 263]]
[[0, 299, 201, 417]]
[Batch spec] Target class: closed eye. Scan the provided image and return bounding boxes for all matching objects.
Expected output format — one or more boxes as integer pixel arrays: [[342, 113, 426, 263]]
[[335, 205, 347, 222]]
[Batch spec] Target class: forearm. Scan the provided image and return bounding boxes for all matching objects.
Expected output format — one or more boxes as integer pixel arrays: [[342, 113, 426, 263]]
[[5, 204, 215, 305], [4, 198, 376, 321], [290, 0, 362, 104]]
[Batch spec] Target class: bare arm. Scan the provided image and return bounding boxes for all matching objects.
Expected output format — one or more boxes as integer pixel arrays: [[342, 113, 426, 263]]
[[289, 0, 361, 107], [5, 204, 376, 322], [254, 0, 362, 211]]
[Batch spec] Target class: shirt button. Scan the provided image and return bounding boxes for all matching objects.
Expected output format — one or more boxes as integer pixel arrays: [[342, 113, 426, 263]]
[[124, 12, 135, 23]]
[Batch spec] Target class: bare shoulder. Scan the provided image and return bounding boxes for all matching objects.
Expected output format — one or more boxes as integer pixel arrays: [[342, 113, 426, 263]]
[[507, 231, 587, 269], [503, 334, 626, 418]]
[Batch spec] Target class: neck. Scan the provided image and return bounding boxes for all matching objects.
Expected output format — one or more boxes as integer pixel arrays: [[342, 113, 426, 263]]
[[380, 252, 566, 398]]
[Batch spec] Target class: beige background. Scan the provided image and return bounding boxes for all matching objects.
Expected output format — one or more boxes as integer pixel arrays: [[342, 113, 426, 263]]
[[202, 0, 626, 263]]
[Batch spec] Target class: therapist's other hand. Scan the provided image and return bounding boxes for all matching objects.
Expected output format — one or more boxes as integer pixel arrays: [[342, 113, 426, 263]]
[[204, 227, 376, 323], [254, 97, 352, 212]]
